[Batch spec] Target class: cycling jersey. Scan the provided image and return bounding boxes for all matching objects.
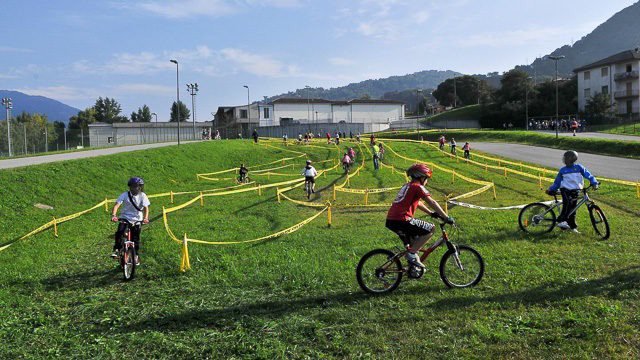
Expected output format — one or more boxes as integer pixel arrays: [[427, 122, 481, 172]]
[[342, 155, 351, 164], [116, 191, 150, 222], [302, 165, 317, 177], [387, 181, 431, 221], [548, 164, 598, 192]]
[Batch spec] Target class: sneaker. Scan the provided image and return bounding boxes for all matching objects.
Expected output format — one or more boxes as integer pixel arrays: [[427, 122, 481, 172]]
[[110, 251, 119, 258], [135, 256, 141, 266], [405, 252, 425, 268], [571, 228, 580, 234], [557, 221, 570, 230]]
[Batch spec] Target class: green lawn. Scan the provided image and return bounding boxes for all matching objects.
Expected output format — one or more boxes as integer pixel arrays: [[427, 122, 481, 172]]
[[421, 104, 482, 123], [0, 139, 638, 359], [591, 122, 640, 136]]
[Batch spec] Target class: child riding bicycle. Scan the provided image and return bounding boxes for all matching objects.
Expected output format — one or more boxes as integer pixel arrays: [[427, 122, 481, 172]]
[[386, 164, 454, 268], [110, 177, 150, 265], [238, 163, 249, 183], [546, 150, 599, 232], [342, 152, 352, 173], [301, 160, 318, 194]]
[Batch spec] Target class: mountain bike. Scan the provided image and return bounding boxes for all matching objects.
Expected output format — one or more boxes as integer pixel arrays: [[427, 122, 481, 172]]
[[304, 178, 313, 199], [518, 185, 609, 239], [356, 221, 484, 294], [115, 219, 142, 281], [342, 162, 351, 174]]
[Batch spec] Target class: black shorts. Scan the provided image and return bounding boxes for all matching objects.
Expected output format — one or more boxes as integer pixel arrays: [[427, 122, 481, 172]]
[[305, 176, 315, 184], [386, 218, 435, 245]]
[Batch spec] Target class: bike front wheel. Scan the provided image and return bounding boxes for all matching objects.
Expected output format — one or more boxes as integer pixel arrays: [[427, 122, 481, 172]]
[[439, 244, 484, 288], [356, 249, 403, 294], [121, 247, 137, 281], [588, 204, 610, 240], [518, 203, 556, 235]]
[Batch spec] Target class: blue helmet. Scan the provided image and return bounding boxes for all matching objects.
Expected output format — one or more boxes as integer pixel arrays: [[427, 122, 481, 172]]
[[128, 177, 145, 187]]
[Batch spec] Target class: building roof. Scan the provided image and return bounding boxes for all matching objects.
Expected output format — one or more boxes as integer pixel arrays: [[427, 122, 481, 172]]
[[270, 98, 404, 105], [573, 48, 640, 73]]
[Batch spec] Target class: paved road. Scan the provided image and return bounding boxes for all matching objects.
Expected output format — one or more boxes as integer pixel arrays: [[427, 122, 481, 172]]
[[473, 142, 640, 182], [535, 131, 640, 142], [0, 142, 185, 170]]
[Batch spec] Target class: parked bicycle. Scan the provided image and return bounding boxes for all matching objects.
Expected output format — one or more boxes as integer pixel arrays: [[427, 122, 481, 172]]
[[356, 221, 484, 294], [518, 185, 609, 239], [115, 219, 142, 281]]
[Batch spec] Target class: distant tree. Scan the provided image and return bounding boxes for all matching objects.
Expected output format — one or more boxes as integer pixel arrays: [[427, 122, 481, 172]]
[[585, 92, 615, 121], [359, 93, 371, 100], [433, 75, 486, 107], [68, 107, 97, 130], [131, 104, 152, 122], [2, 112, 58, 153], [170, 101, 190, 122], [94, 97, 128, 123]]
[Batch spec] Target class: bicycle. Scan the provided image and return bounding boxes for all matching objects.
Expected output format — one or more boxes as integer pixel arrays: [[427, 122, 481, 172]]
[[304, 178, 313, 199], [237, 174, 250, 184], [518, 185, 609, 239], [342, 162, 351, 174], [356, 221, 484, 294], [115, 219, 142, 281]]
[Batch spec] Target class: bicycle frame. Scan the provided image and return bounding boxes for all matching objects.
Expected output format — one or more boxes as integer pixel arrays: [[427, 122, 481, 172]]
[[381, 223, 456, 273], [538, 187, 594, 220]]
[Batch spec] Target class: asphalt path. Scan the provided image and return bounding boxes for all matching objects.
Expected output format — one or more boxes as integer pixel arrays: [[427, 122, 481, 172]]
[[472, 142, 640, 182], [0, 141, 185, 170], [535, 131, 640, 142]]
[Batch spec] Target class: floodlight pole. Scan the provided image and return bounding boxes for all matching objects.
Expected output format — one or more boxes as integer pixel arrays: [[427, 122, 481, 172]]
[[548, 55, 565, 139], [2, 97, 12, 157], [170, 59, 180, 145]]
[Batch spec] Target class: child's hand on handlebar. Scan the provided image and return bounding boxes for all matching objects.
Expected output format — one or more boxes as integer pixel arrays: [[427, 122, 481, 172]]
[[111, 216, 119, 222], [143, 219, 149, 225], [445, 216, 455, 225]]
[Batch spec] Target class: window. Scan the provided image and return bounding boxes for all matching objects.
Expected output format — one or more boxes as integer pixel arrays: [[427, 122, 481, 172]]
[[263, 107, 270, 119], [601, 67, 608, 77], [584, 88, 591, 98], [583, 71, 590, 80], [240, 109, 248, 119], [601, 85, 609, 95], [626, 64, 633, 72]]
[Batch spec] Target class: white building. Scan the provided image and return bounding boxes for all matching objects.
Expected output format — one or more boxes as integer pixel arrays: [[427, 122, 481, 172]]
[[574, 48, 640, 117], [261, 98, 404, 126]]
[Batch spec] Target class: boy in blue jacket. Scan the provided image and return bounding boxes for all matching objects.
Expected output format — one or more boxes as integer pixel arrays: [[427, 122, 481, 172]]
[[546, 150, 599, 232]]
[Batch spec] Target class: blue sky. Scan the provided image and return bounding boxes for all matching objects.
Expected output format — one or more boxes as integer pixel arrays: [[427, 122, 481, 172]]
[[0, 0, 637, 121]]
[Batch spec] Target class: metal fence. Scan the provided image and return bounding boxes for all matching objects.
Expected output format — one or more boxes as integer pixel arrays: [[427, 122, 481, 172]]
[[0, 122, 90, 158]]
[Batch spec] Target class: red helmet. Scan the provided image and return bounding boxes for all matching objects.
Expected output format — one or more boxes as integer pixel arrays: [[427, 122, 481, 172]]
[[406, 164, 432, 179]]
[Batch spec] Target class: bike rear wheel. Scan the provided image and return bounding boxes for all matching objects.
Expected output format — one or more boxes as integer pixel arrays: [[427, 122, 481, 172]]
[[518, 203, 556, 235], [588, 204, 610, 240], [439, 244, 484, 288], [356, 249, 403, 294], [121, 247, 137, 281]]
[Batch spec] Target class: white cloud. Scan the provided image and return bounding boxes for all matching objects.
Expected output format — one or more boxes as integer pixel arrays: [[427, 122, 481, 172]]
[[123, 0, 302, 19], [412, 10, 429, 24], [112, 83, 174, 95], [221, 48, 297, 77], [15, 86, 96, 102], [328, 57, 355, 66], [456, 23, 600, 48], [0, 46, 33, 53]]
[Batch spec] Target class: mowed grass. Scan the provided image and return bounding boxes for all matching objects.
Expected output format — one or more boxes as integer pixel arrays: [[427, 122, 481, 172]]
[[0, 139, 639, 359]]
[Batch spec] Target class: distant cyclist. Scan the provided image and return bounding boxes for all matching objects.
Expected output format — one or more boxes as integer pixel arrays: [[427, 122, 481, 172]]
[[439, 135, 446, 150], [546, 150, 599, 232], [450, 137, 457, 154], [110, 177, 150, 265], [342, 152, 352, 173], [386, 164, 453, 268], [238, 163, 249, 183], [348, 147, 356, 161], [462, 142, 471, 159], [301, 160, 318, 194]]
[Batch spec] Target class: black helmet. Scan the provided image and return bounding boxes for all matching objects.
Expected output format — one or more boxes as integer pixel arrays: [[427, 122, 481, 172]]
[[128, 177, 144, 187], [563, 150, 578, 165]]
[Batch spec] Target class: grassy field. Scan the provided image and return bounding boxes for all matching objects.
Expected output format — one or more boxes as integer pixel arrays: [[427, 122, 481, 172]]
[[381, 129, 640, 159], [590, 122, 640, 136], [0, 139, 639, 359]]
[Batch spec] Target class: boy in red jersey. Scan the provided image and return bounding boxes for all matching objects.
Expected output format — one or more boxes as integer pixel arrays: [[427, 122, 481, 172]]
[[386, 164, 453, 268]]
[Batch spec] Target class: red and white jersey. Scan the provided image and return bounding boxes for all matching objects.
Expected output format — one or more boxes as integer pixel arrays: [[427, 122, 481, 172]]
[[386, 181, 431, 221]]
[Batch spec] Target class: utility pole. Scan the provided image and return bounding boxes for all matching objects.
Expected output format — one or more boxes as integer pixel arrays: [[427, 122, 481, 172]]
[[548, 55, 565, 139], [2, 97, 12, 157], [170, 59, 180, 145], [243, 85, 250, 139], [187, 83, 199, 140], [453, 77, 457, 108]]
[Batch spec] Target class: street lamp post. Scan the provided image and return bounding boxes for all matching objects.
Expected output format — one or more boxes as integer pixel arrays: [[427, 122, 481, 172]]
[[453, 77, 457, 108], [416, 89, 423, 131], [151, 112, 158, 142], [2, 97, 13, 157], [169, 59, 180, 145], [243, 85, 250, 139], [548, 55, 565, 139], [187, 83, 199, 140], [305, 85, 311, 123], [525, 76, 532, 131]]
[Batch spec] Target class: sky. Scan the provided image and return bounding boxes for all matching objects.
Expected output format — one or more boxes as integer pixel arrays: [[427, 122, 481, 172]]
[[0, 0, 637, 121]]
